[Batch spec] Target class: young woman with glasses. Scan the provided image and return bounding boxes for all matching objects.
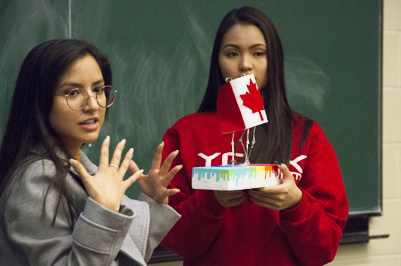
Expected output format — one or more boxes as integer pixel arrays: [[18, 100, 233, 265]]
[[159, 7, 349, 266], [0, 39, 182, 266]]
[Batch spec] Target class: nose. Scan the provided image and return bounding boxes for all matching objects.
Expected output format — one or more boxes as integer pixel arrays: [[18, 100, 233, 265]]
[[239, 54, 253, 73], [84, 92, 99, 111]]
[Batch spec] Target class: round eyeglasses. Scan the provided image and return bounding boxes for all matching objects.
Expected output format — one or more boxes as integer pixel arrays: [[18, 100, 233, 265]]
[[60, 86, 117, 111]]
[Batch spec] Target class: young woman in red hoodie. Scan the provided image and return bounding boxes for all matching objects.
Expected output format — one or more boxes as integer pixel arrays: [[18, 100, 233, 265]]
[[160, 6, 348, 266]]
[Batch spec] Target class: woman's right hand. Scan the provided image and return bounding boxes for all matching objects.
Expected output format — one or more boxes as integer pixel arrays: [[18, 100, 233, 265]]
[[70, 136, 142, 212], [214, 190, 245, 207]]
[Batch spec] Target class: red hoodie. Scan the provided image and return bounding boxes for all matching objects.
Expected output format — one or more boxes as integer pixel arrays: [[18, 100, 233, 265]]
[[161, 112, 348, 266]]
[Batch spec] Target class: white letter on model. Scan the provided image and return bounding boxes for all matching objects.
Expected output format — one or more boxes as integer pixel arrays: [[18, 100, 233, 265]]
[[198, 153, 221, 166]]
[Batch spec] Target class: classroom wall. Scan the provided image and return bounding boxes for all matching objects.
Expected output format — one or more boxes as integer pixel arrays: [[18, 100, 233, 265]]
[[150, 0, 401, 265], [327, 0, 401, 265]]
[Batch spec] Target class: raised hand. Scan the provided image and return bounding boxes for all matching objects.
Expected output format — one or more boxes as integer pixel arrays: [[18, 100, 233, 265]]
[[248, 163, 302, 210], [70, 136, 142, 212], [130, 142, 181, 204]]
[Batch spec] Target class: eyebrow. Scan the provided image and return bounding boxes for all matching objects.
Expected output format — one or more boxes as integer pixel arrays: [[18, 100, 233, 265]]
[[222, 43, 266, 49], [58, 79, 105, 89]]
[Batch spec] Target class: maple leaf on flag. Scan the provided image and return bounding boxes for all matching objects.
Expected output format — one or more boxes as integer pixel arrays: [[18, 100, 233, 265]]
[[240, 79, 265, 121]]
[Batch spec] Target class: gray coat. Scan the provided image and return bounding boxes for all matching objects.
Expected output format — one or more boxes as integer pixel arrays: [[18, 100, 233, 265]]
[[0, 151, 181, 266]]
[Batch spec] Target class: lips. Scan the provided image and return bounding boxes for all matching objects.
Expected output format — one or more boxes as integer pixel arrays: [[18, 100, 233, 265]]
[[80, 118, 98, 125]]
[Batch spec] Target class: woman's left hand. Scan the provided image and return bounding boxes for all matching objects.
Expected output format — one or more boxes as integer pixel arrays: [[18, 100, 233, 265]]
[[129, 142, 182, 204], [248, 163, 302, 210]]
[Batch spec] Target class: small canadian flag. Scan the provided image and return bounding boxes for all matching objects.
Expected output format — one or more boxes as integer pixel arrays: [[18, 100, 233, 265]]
[[217, 74, 268, 133]]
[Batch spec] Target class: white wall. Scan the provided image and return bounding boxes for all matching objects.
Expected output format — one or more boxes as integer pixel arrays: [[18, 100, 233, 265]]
[[150, 1, 401, 265]]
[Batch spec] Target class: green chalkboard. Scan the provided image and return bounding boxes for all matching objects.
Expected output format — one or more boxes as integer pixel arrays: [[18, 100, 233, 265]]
[[0, 0, 382, 216]]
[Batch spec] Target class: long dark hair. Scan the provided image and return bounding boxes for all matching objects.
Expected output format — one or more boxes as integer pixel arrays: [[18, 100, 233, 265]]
[[0, 39, 112, 227], [198, 6, 311, 164]]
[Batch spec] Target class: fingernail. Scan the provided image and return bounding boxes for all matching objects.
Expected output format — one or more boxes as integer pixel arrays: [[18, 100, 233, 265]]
[[129, 148, 134, 155], [120, 139, 126, 145]]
